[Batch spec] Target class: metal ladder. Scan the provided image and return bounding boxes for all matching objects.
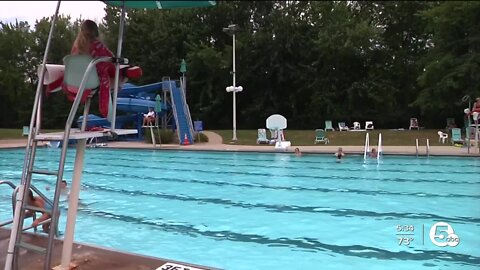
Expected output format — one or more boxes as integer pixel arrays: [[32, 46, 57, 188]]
[[415, 138, 430, 157], [5, 73, 92, 269]]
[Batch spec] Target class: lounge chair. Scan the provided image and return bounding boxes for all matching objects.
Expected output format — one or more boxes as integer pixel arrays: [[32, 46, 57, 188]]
[[353, 122, 361, 130], [269, 129, 277, 140], [338, 122, 349, 131], [256, 129, 270, 144], [409, 118, 419, 130], [325, 120, 335, 132], [437, 131, 448, 144], [314, 129, 330, 144], [450, 128, 464, 145], [365, 121, 374, 130], [22, 126, 29, 136]]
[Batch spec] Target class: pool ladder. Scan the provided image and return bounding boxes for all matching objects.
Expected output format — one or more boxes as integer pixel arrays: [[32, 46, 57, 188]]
[[364, 132, 382, 162], [415, 138, 430, 157]]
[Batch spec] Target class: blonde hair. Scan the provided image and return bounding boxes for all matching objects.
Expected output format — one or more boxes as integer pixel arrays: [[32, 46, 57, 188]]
[[73, 20, 99, 55]]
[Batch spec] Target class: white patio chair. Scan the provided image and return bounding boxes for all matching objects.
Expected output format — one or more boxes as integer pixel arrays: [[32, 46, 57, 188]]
[[338, 122, 349, 131], [365, 121, 374, 130], [353, 122, 361, 130], [437, 131, 448, 144]]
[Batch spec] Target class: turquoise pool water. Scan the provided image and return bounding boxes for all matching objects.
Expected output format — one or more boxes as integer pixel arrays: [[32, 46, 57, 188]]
[[0, 148, 479, 270]]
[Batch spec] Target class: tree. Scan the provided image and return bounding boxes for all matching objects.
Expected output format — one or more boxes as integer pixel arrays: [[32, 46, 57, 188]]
[[31, 15, 80, 128], [416, 1, 480, 126], [0, 21, 35, 127]]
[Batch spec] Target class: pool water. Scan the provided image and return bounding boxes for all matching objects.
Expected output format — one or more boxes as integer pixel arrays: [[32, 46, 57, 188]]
[[0, 148, 479, 270]]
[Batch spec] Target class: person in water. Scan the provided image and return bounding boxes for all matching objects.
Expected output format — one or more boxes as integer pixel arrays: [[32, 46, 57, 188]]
[[25, 189, 51, 233], [335, 147, 345, 160], [294, 148, 302, 157], [369, 148, 378, 158]]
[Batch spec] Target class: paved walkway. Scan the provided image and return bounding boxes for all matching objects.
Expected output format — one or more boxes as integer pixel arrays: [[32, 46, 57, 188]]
[[202, 131, 223, 144], [2, 132, 478, 156]]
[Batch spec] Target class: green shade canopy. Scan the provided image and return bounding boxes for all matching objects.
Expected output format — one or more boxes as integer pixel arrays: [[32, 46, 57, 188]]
[[104, 1, 216, 9]]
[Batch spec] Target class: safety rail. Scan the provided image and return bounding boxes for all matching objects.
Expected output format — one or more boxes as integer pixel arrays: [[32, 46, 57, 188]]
[[0, 181, 38, 233], [0, 180, 18, 219], [415, 138, 430, 157], [179, 78, 194, 140], [164, 77, 181, 143], [364, 133, 370, 160], [364, 133, 382, 162]]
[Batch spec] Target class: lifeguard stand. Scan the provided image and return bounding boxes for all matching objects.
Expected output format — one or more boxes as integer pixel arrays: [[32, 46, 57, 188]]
[[4, 2, 215, 270]]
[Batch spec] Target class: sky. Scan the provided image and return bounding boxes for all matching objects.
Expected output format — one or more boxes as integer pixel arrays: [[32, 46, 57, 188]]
[[0, 1, 107, 27]]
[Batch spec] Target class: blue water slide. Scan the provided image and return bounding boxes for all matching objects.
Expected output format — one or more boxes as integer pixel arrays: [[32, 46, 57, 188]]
[[77, 98, 162, 127], [78, 81, 165, 129], [170, 85, 194, 144], [119, 82, 163, 99], [117, 97, 158, 113]]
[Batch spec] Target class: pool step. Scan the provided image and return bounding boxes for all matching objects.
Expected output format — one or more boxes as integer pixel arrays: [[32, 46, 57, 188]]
[[24, 205, 52, 215], [30, 169, 58, 176], [16, 241, 46, 254]]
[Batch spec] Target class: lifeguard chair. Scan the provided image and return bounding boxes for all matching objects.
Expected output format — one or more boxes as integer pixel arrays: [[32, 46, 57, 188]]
[[4, 2, 216, 270]]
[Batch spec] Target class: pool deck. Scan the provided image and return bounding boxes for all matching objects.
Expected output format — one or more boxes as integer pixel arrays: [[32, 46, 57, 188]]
[[0, 228, 216, 270], [0, 131, 478, 269], [0, 132, 479, 156]]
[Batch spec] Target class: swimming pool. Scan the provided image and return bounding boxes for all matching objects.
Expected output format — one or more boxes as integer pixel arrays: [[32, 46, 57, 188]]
[[0, 148, 479, 270]]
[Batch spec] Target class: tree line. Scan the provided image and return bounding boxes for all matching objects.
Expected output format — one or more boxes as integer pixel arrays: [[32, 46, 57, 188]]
[[0, 1, 478, 130]]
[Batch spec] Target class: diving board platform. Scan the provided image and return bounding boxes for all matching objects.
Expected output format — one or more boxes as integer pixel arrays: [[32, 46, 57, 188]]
[[35, 129, 138, 141]]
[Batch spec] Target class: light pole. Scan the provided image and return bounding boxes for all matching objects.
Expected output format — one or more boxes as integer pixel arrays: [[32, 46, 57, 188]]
[[223, 24, 242, 141]]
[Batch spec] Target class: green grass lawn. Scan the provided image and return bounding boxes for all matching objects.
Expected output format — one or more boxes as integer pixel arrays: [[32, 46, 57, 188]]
[[0, 128, 455, 146], [212, 129, 451, 146], [0, 128, 26, 139]]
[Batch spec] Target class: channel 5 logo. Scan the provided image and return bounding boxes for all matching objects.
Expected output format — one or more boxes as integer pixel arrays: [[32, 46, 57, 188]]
[[429, 222, 460, 247]]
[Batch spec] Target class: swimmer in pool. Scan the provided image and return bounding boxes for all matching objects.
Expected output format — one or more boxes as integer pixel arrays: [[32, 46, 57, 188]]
[[335, 147, 345, 161]]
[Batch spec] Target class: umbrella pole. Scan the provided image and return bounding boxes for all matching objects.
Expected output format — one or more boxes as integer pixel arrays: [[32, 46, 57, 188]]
[[110, 1, 126, 132]]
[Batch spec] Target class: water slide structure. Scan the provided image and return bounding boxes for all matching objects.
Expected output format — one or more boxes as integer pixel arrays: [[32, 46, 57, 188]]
[[77, 80, 194, 145]]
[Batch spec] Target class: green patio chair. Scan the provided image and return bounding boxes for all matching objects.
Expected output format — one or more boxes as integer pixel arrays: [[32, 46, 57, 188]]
[[450, 128, 464, 145], [314, 129, 330, 144], [325, 120, 335, 131], [22, 126, 29, 136]]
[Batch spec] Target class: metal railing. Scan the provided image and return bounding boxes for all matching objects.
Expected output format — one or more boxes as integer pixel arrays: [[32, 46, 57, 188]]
[[179, 78, 194, 141], [415, 138, 430, 157], [164, 77, 181, 143]]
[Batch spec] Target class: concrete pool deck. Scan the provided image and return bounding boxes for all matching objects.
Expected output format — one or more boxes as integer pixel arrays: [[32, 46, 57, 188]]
[[0, 228, 216, 270], [2, 131, 477, 156]]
